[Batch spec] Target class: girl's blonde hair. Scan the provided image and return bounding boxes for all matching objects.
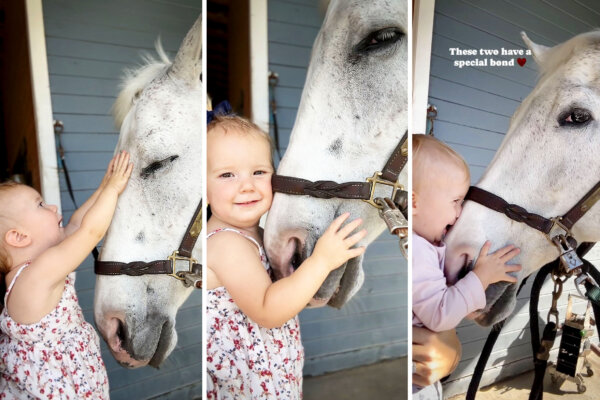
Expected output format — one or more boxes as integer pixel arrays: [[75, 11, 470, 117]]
[[0, 181, 23, 308], [412, 134, 470, 193], [0, 181, 22, 275], [207, 114, 274, 166]]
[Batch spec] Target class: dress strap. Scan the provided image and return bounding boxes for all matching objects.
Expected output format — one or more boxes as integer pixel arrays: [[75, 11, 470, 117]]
[[207, 228, 267, 261], [4, 262, 30, 303]]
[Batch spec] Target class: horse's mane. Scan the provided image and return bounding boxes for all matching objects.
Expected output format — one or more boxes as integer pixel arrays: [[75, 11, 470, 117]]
[[113, 41, 172, 129], [537, 30, 600, 80]]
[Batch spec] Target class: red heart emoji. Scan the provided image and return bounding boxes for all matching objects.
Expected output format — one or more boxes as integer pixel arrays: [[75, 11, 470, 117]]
[[517, 58, 526, 67]]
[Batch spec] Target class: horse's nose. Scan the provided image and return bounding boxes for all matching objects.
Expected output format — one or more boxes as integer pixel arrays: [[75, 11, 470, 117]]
[[102, 316, 149, 368], [266, 230, 307, 280]]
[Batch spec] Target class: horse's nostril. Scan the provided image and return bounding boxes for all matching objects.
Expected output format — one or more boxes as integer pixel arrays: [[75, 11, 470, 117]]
[[291, 250, 302, 270], [116, 320, 126, 343]]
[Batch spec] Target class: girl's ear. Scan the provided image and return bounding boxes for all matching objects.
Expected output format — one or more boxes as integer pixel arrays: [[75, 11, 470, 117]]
[[5, 229, 31, 248]]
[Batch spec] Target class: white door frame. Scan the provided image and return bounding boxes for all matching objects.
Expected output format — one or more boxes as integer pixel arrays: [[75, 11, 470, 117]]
[[412, 0, 436, 134], [25, 0, 61, 208], [249, 0, 269, 132]]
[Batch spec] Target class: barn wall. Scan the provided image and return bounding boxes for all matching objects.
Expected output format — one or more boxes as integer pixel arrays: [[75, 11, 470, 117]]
[[42, 1, 201, 398], [267, 0, 408, 376], [424, 0, 600, 396]]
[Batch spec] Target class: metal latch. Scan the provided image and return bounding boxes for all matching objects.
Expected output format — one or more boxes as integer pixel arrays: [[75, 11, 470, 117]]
[[553, 235, 583, 274]]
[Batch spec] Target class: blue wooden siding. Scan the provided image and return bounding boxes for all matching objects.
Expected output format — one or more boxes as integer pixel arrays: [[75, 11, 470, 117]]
[[42, 1, 201, 398], [426, 0, 600, 396], [268, 0, 408, 376]]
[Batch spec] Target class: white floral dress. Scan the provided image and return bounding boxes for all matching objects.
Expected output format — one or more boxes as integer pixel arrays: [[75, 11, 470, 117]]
[[0, 263, 109, 399], [207, 228, 304, 400]]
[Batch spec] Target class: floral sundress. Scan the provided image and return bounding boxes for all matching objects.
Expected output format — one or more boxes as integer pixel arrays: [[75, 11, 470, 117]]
[[207, 228, 304, 400], [0, 263, 109, 399]]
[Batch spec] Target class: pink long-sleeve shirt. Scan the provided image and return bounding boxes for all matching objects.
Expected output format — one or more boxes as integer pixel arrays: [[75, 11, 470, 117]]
[[412, 232, 486, 332]]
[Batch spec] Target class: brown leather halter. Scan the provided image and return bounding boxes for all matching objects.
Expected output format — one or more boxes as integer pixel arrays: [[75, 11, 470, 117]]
[[271, 132, 408, 254], [94, 200, 203, 289], [466, 181, 600, 275]]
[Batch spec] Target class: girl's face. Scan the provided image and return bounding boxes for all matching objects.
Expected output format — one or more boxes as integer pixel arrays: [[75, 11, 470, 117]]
[[413, 163, 469, 245], [7, 185, 64, 251], [207, 128, 274, 229]]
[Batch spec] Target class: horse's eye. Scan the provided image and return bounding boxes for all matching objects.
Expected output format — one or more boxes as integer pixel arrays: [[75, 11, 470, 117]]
[[353, 28, 404, 54], [140, 155, 179, 179], [559, 108, 593, 127]]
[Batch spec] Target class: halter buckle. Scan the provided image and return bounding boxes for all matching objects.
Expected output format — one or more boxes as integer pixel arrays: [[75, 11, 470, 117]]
[[168, 250, 198, 281], [548, 217, 571, 238], [364, 172, 403, 209]]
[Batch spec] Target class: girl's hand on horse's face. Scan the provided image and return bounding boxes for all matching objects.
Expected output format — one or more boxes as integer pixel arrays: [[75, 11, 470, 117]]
[[311, 213, 367, 271], [473, 241, 522, 289], [105, 151, 134, 195], [100, 155, 117, 188]]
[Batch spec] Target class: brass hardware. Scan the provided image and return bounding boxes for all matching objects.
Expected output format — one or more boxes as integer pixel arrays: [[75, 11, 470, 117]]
[[580, 187, 600, 213], [363, 171, 404, 209], [168, 250, 198, 281], [190, 208, 203, 238]]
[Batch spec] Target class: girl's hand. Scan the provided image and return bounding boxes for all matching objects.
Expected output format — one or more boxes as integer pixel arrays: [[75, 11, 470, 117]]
[[310, 213, 367, 271], [99, 154, 117, 188], [473, 241, 522, 290], [105, 151, 133, 194]]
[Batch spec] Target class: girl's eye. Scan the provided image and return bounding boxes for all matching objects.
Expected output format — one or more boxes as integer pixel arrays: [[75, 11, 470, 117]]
[[39, 201, 45, 207], [219, 172, 233, 178], [254, 170, 266, 175]]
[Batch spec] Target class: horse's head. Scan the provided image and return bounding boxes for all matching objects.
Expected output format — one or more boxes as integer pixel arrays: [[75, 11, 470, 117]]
[[93, 16, 201, 368], [445, 31, 600, 326], [264, 0, 408, 308]]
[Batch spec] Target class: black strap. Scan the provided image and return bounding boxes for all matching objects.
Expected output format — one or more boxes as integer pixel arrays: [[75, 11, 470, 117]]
[[466, 277, 529, 400], [528, 262, 556, 400]]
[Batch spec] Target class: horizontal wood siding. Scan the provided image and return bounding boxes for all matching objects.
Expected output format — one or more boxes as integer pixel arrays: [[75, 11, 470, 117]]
[[268, 0, 408, 377], [426, 0, 600, 396], [42, 1, 201, 398]]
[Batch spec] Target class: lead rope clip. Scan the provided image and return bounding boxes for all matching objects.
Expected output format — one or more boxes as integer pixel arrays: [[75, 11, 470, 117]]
[[375, 197, 408, 257]]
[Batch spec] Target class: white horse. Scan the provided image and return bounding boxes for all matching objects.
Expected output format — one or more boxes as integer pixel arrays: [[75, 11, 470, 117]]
[[93, 17, 202, 367], [264, 0, 408, 308], [445, 31, 600, 327]]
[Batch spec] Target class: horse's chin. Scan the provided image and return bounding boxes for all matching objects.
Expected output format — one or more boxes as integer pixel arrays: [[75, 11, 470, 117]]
[[307, 255, 364, 309], [473, 281, 518, 327]]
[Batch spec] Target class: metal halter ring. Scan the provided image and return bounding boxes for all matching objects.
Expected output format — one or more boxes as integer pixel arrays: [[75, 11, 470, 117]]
[[364, 171, 404, 209]]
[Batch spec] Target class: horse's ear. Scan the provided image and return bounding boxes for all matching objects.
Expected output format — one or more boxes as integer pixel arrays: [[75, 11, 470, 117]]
[[170, 15, 201, 84], [521, 32, 550, 66]]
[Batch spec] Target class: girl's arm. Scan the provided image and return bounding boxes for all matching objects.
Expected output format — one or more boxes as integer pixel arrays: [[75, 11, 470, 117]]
[[30, 152, 133, 288], [65, 155, 116, 235], [210, 213, 366, 328]]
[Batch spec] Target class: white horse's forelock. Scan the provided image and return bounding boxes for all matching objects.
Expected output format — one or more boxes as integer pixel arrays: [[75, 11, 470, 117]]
[[112, 40, 171, 129]]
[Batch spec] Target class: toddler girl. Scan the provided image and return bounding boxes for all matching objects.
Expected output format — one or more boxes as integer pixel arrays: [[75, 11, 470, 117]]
[[206, 115, 366, 399], [412, 135, 521, 399], [0, 151, 133, 398]]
